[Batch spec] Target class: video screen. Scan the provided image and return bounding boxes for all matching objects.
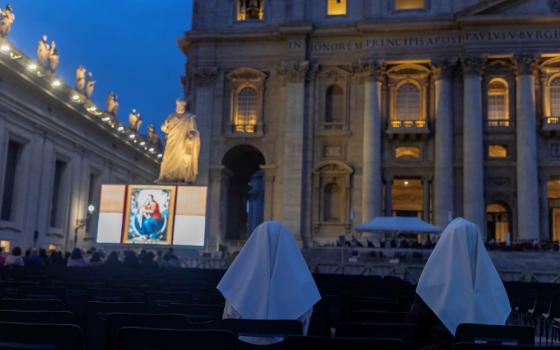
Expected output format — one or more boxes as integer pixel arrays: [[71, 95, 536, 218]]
[[96, 184, 207, 247]]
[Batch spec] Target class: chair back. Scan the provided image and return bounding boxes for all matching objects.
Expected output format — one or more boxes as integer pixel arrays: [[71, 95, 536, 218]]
[[0, 311, 75, 324], [118, 328, 236, 350], [336, 323, 416, 350], [0, 322, 84, 350], [0, 299, 65, 312], [283, 336, 407, 350], [220, 319, 302, 338], [455, 324, 534, 346]]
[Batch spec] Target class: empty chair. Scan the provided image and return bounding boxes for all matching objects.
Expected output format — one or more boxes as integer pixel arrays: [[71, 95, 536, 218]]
[[221, 319, 302, 338], [0, 299, 65, 311], [106, 313, 188, 350], [146, 291, 192, 308], [345, 310, 408, 323], [336, 323, 416, 350], [118, 328, 236, 350], [163, 303, 223, 319], [455, 324, 534, 346], [86, 302, 146, 350], [19, 287, 66, 303], [0, 311, 75, 325], [87, 289, 134, 302], [0, 322, 84, 350], [0, 343, 55, 350], [454, 344, 560, 350], [283, 336, 406, 350]]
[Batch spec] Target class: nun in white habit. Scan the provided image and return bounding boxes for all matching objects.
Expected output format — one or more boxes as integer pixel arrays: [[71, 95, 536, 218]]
[[407, 218, 511, 347], [217, 221, 321, 345]]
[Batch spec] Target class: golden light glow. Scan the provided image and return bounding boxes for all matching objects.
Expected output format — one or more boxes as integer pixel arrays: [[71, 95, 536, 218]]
[[71, 94, 81, 102], [237, 0, 264, 21], [327, 0, 347, 16], [0, 240, 10, 253], [51, 79, 61, 87], [488, 144, 508, 158], [395, 146, 421, 159], [395, 0, 425, 10], [27, 63, 38, 71]]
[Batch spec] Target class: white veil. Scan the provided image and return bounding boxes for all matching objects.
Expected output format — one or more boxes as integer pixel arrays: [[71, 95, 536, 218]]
[[416, 218, 511, 335]]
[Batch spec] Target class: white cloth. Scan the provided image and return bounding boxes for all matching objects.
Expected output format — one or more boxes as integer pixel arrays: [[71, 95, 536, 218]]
[[217, 221, 321, 322], [416, 218, 511, 335]]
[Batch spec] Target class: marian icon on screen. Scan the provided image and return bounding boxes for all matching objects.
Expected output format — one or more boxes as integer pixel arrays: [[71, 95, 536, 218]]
[[157, 99, 200, 184]]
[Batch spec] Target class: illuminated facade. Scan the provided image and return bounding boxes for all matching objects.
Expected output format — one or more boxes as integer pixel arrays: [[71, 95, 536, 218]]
[[0, 39, 159, 251], [183, 0, 560, 247]]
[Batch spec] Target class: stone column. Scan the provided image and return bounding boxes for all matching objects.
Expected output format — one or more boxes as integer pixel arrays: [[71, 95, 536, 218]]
[[433, 60, 455, 227], [260, 165, 277, 221], [515, 54, 540, 240], [279, 60, 309, 239], [192, 67, 218, 186], [540, 175, 550, 240], [356, 59, 384, 223], [423, 177, 431, 222], [462, 57, 486, 233], [207, 166, 232, 251], [385, 176, 393, 216]]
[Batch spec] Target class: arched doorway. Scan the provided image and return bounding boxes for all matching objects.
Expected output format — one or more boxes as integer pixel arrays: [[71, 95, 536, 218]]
[[222, 145, 265, 241], [486, 202, 511, 242]]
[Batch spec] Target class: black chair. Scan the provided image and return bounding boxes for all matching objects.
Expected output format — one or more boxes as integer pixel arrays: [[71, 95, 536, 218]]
[[0, 299, 65, 311], [0, 322, 84, 350], [220, 319, 302, 338], [283, 336, 407, 350], [336, 323, 416, 350], [106, 313, 188, 350], [0, 343, 55, 350], [454, 344, 560, 350], [146, 292, 192, 308], [0, 311, 75, 324], [118, 328, 237, 350], [163, 303, 223, 319], [455, 324, 535, 346], [86, 302, 146, 350], [19, 288, 66, 304], [345, 310, 408, 323]]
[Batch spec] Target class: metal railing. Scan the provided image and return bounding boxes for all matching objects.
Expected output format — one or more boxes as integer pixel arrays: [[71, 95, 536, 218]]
[[487, 118, 511, 128], [389, 119, 427, 128]]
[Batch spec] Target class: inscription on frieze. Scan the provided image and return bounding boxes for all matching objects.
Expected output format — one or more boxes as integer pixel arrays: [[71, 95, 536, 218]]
[[299, 28, 560, 54]]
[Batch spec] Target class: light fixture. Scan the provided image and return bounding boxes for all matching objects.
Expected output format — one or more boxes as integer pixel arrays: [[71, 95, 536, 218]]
[[87, 204, 96, 214], [404, 180, 409, 186], [0, 44, 10, 53], [27, 63, 38, 71], [71, 94, 81, 102], [148, 147, 155, 153], [86, 105, 97, 113], [157, 153, 163, 159], [128, 134, 136, 140], [117, 126, 125, 132], [101, 116, 111, 122], [51, 79, 62, 87], [139, 141, 146, 146]]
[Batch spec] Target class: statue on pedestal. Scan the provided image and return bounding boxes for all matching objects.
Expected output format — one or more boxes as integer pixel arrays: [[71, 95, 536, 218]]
[[128, 108, 142, 133], [75, 65, 86, 92], [37, 35, 50, 67], [146, 124, 163, 152], [105, 92, 119, 116], [85, 72, 95, 98], [0, 5, 15, 38], [48, 41, 59, 73], [157, 99, 200, 184]]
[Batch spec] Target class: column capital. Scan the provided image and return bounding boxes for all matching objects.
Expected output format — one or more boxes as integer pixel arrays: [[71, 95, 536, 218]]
[[353, 58, 385, 82], [432, 58, 458, 81], [514, 53, 538, 76], [278, 60, 314, 83], [191, 66, 218, 87], [461, 56, 484, 76]]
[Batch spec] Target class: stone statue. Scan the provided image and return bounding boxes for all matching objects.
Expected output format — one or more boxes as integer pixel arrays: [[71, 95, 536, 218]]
[[157, 99, 200, 183], [0, 4, 15, 38], [128, 108, 142, 133], [37, 35, 50, 67], [147, 124, 163, 152], [105, 92, 119, 116], [85, 72, 95, 98], [75, 65, 86, 92], [48, 41, 59, 73]]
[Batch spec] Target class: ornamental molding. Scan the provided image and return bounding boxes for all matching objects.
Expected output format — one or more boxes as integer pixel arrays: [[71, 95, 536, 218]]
[[514, 53, 538, 76], [352, 59, 385, 82], [191, 66, 218, 86], [432, 58, 458, 81], [461, 56, 485, 75], [277, 60, 311, 83]]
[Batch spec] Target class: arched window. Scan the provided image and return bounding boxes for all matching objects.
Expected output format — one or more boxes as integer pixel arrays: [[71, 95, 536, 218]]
[[323, 183, 342, 222], [486, 202, 511, 242], [235, 87, 258, 133], [325, 85, 344, 124], [396, 83, 420, 121], [551, 77, 560, 117], [487, 78, 509, 127]]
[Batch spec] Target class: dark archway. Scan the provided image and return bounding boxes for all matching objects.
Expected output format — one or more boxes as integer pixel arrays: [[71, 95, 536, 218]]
[[222, 145, 265, 241]]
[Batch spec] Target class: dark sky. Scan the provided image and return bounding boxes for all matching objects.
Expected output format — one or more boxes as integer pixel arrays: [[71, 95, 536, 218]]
[[7, 0, 192, 133]]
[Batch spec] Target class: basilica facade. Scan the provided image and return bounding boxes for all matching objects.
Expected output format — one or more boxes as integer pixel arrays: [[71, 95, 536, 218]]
[[182, 0, 560, 248]]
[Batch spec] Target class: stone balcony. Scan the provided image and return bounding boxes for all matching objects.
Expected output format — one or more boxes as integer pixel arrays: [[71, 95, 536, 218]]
[[386, 119, 431, 140], [541, 116, 560, 137]]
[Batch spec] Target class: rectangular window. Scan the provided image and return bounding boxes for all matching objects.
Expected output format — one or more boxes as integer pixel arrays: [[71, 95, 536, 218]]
[[488, 145, 508, 159], [395, 0, 426, 10], [1, 141, 23, 221], [237, 0, 264, 21], [50, 160, 68, 228], [327, 0, 347, 16]]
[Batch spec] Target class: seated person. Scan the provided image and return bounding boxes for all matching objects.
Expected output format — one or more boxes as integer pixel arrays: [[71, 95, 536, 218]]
[[217, 221, 321, 345], [407, 218, 511, 349]]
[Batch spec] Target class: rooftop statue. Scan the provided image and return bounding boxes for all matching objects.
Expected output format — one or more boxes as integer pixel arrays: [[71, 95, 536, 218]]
[[49, 41, 59, 73], [105, 92, 119, 116], [157, 99, 200, 184], [85, 72, 95, 99], [128, 108, 142, 133], [0, 4, 15, 38], [75, 65, 86, 92], [37, 35, 50, 67], [147, 124, 163, 152]]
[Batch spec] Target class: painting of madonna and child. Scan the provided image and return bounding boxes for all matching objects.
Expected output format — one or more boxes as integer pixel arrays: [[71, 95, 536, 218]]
[[96, 184, 207, 247]]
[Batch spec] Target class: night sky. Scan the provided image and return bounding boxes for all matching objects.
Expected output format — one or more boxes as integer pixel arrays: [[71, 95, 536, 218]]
[[6, 0, 192, 134]]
